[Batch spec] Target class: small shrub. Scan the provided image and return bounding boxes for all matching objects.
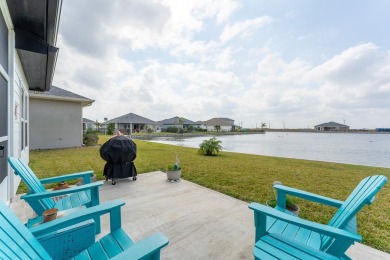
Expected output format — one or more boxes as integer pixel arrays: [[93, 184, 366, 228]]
[[83, 133, 99, 146], [198, 137, 222, 156], [187, 125, 194, 132], [107, 123, 115, 135], [166, 126, 178, 133]]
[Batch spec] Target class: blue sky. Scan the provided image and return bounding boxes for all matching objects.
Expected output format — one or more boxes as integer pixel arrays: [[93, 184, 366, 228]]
[[53, 0, 390, 129]]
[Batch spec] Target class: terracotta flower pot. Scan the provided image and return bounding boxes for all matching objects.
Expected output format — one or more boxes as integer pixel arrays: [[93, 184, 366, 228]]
[[53, 182, 70, 190], [43, 208, 58, 222]]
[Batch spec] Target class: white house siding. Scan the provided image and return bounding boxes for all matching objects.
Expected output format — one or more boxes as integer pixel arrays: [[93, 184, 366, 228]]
[[114, 123, 161, 134], [205, 125, 231, 131], [0, 1, 27, 203], [0, 1, 10, 204], [29, 99, 83, 149]]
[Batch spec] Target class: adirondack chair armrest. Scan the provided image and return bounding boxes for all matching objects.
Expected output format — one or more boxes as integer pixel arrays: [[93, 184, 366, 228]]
[[21, 182, 103, 201], [111, 232, 169, 260], [248, 202, 362, 242], [39, 170, 95, 184], [274, 184, 344, 208], [30, 199, 125, 237]]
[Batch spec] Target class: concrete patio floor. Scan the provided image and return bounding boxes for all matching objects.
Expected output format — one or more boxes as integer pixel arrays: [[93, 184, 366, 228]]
[[11, 171, 390, 259]]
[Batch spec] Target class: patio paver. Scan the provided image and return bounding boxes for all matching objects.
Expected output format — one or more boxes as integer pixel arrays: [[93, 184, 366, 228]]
[[11, 171, 390, 259]]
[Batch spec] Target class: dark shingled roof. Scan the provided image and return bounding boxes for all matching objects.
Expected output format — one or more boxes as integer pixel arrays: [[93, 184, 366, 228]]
[[83, 118, 95, 123], [104, 113, 159, 125], [31, 86, 93, 101], [158, 116, 200, 125], [30, 86, 94, 103], [202, 118, 234, 126], [314, 121, 349, 127]]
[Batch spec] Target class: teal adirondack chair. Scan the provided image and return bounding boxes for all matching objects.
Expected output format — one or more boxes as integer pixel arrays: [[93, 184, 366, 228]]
[[249, 175, 387, 259], [0, 199, 169, 260], [8, 157, 103, 232]]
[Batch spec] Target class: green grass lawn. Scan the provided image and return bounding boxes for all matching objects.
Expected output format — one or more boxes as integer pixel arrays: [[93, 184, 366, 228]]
[[24, 135, 390, 253]]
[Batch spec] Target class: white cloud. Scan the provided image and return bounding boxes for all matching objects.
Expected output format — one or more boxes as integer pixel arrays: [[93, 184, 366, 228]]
[[54, 1, 390, 129], [220, 16, 273, 44]]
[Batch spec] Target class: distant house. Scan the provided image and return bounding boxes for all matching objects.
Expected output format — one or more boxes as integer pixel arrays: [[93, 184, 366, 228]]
[[158, 116, 201, 130], [314, 122, 349, 131], [29, 86, 94, 149], [83, 118, 96, 132], [200, 118, 236, 131], [103, 112, 161, 134]]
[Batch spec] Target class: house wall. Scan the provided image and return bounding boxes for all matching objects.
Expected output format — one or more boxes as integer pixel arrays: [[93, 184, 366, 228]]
[[315, 126, 349, 131], [0, 10, 8, 200], [83, 122, 96, 132], [29, 98, 83, 149], [204, 125, 231, 131], [116, 123, 162, 134], [150, 124, 161, 133], [0, 1, 27, 203]]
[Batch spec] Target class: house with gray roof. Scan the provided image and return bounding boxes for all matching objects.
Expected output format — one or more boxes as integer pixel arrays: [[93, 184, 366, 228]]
[[29, 86, 94, 149], [200, 118, 236, 131], [83, 118, 96, 132], [314, 121, 349, 131], [103, 112, 161, 134], [158, 116, 201, 130]]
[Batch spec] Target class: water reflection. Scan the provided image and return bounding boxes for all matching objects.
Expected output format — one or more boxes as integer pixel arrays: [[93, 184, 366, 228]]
[[148, 132, 390, 168]]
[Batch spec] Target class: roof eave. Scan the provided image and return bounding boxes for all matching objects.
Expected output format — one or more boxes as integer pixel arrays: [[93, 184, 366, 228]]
[[7, 0, 62, 91], [30, 93, 94, 105]]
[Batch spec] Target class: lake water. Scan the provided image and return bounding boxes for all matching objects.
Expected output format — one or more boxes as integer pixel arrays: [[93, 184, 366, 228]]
[[149, 132, 390, 168]]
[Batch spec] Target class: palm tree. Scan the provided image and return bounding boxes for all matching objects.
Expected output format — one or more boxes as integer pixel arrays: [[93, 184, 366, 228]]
[[198, 137, 223, 156], [178, 117, 185, 125], [95, 120, 101, 133], [260, 122, 267, 130]]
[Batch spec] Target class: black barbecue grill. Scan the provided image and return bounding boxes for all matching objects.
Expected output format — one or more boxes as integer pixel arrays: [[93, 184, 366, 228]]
[[99, 135, 137, 185]]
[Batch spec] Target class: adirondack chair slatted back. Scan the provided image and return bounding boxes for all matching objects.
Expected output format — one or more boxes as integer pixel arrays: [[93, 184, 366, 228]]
[[321, 175, 387, 250], [0, 201, 50, 259], [8, 157, 55, 210]]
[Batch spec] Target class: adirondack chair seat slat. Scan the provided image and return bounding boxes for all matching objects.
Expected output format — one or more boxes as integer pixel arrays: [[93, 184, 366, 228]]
[[0, 199, 169, 260], [267, 216, 323, 249], [54, 192, 88, 211], [254, 234, 339, 260], [80, 229, 134, 259], [8, 157, 102, 233], [249, 175, 387, 259]]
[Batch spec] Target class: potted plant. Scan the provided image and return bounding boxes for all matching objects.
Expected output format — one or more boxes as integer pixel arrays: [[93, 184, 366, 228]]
[[166, 155, 181, 182], [266, 181, 300, 216]]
